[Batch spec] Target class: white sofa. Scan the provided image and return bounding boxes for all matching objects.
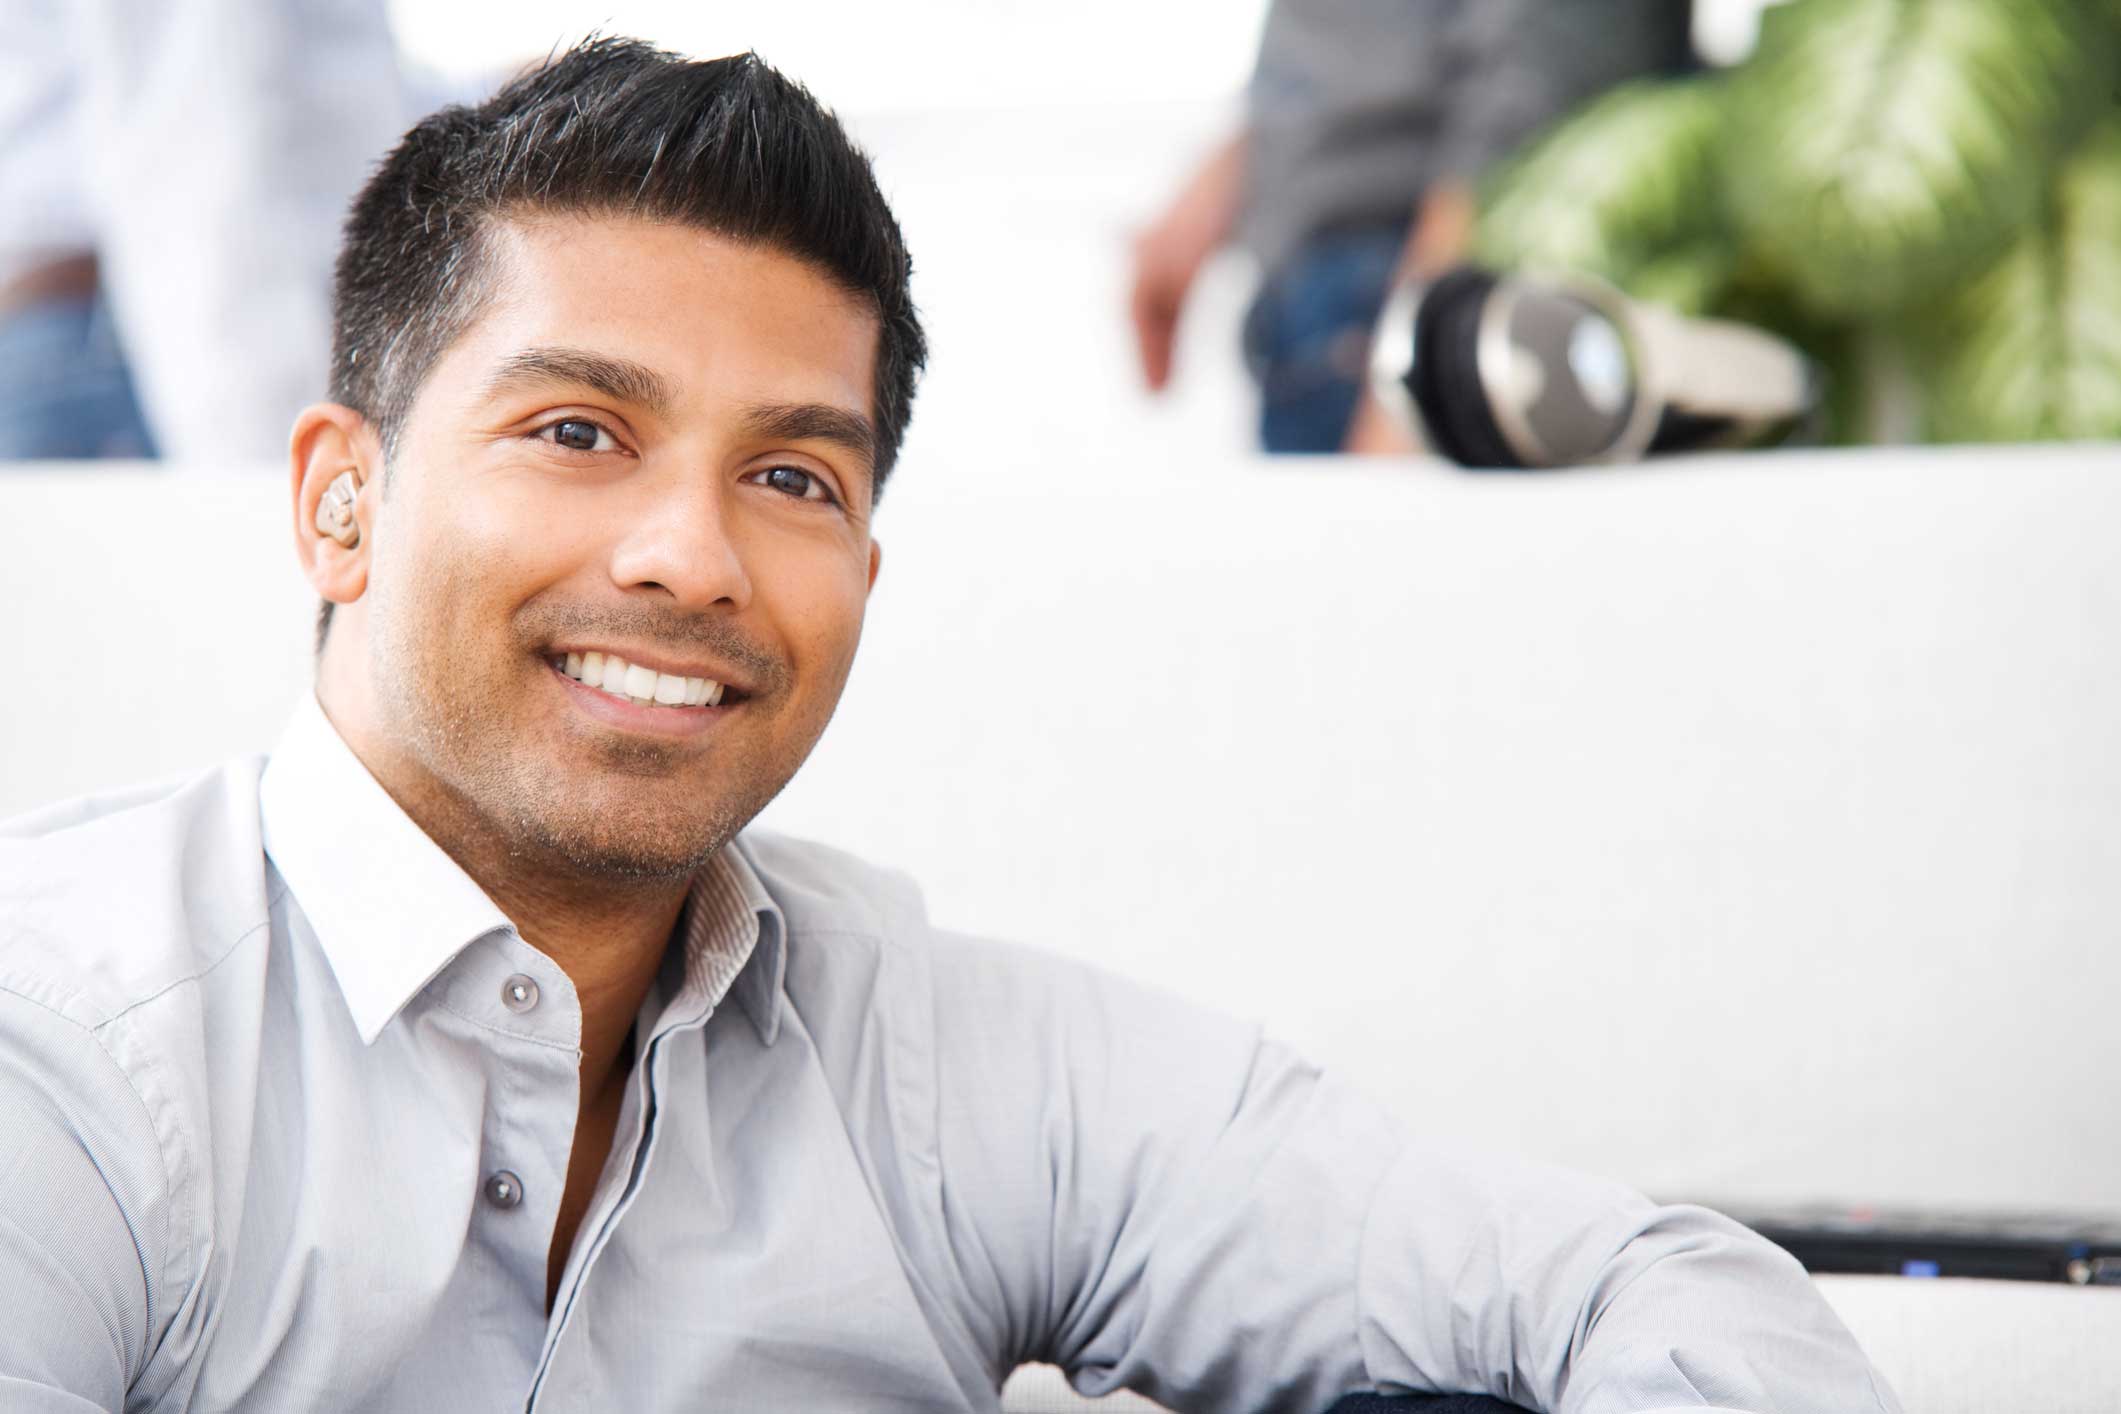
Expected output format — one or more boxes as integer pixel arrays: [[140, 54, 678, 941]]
[[4, 444, 2118, 1412]]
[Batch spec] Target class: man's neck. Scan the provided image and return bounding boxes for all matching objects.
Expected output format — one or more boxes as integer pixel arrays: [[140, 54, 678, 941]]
[[473, 858, 687, 1096], [319, 691, 687, 1100]]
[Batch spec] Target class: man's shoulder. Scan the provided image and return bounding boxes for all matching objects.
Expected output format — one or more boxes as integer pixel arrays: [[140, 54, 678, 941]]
[[731, 828, 1216, 1032], [0, 757, 278, 1030], [734, 830, 1015, 1024]]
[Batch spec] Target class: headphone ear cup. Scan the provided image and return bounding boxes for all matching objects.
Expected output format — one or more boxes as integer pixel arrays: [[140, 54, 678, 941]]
[[1406, 266, 1524, 469]]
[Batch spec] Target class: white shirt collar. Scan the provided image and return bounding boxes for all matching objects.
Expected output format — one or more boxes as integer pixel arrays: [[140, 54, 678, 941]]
[[259, 693, 784, 1046]]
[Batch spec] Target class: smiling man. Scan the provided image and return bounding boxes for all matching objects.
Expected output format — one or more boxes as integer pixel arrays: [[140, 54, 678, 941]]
[[0, 39, 1897, 1414]]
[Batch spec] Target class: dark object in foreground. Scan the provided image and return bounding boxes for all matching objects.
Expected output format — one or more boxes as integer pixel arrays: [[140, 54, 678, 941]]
[[1720, 1203, 2121, 1285], [1323, 1395, 1531, 1413]]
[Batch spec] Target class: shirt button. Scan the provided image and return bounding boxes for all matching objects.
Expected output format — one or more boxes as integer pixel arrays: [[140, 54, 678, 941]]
[[500, 974, 540, 1013], [484, 1170, 525, 1210]]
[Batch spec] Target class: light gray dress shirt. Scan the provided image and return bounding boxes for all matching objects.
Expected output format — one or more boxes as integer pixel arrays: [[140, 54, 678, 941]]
[[0, 697, 1898, 1412]]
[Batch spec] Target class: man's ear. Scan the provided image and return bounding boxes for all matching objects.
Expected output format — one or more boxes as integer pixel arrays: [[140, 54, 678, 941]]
[[289, 404, 383, 608], [867, 537, 882, 593]]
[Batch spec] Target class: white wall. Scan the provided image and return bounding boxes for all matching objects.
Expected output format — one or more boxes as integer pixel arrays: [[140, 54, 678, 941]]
[[755, 444, 2121, 1213]]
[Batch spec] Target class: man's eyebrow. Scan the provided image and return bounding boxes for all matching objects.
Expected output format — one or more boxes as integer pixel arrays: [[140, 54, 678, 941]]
[[740, 401, 878, 474], [484, 347, 676, 417]]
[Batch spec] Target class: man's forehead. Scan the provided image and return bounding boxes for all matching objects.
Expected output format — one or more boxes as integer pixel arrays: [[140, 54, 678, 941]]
[[460, 212, 880, 414]]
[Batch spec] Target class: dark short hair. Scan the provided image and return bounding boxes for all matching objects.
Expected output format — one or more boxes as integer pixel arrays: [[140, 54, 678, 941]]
[[319, 39, 925, 650]]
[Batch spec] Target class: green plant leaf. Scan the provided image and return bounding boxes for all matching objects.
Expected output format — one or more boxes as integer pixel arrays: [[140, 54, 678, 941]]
[[1625, 241, 1740, 317], [1916, 118, 2121, 442], [1726, 0, 2111, 319], [1473, 78, 1728, 307]]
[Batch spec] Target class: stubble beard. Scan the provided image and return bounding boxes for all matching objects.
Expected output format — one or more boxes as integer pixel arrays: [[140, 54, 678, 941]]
[[367, 578, 793, 888]]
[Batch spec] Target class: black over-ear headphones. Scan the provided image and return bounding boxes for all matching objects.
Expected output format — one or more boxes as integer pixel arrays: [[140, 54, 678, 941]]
[[1370, 265, 1823, 468]]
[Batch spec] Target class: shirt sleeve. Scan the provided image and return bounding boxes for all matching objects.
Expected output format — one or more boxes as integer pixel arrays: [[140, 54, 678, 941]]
[[1428, 0, 1694, 185], [925, 934, 1899, 1414], [0, 989, 169, 1412]]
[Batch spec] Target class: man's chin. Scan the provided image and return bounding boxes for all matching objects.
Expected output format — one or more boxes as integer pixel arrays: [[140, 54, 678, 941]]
[[500, 793, 749, 884]]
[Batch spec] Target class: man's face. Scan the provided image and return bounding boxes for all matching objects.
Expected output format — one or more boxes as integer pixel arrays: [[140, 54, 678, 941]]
[[347, 214, 882, 880]]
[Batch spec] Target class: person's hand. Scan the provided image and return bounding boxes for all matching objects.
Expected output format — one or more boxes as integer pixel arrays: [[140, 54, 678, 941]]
[[1342, 388, 1424, 455], [1128, 134, 1247, 393], [1408, 178, 1476, 278], [1129, 220, 1210, 392]]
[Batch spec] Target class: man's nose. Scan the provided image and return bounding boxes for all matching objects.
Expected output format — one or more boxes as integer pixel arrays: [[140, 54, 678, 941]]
[[607, 477, 754, 610]]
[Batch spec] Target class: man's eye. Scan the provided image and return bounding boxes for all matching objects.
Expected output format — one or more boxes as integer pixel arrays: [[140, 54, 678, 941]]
[[754, 465, 835, 503], [540, 419, 614, 452]]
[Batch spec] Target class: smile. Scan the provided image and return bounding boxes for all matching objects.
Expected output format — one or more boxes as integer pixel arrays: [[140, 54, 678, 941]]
[[551, 650, 727, 708]]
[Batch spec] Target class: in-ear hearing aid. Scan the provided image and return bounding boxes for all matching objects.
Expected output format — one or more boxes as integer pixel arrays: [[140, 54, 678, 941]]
[[315, 471, 361, 548]]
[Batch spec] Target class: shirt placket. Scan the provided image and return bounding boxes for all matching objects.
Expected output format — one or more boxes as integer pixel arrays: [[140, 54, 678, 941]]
[[427, 931, 585, 1392], [524, 978, 722, 1411]]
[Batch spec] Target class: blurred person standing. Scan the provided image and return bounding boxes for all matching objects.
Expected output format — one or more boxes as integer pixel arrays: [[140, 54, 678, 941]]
[[0, 0, 428, 463], [1129, 0, 1696, 454]]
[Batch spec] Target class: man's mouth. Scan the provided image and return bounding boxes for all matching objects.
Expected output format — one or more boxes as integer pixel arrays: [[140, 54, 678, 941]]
[[549, 650, 734, 709]]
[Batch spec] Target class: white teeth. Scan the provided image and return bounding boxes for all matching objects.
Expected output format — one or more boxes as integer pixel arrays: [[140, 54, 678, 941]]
[[559, 651, 727, 709]]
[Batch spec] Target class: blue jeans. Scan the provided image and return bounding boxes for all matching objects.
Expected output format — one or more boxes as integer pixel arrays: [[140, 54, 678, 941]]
[[1241, 221, 1409, 453], [0, 291, 158, 460]]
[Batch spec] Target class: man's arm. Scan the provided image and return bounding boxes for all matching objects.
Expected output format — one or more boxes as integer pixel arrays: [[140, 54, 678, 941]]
[[1353, 1140, 1899, 1413], [927, 935, 1897, 1413], [0, 989, 167, 1412], [1337, 178, 1475, 455]]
